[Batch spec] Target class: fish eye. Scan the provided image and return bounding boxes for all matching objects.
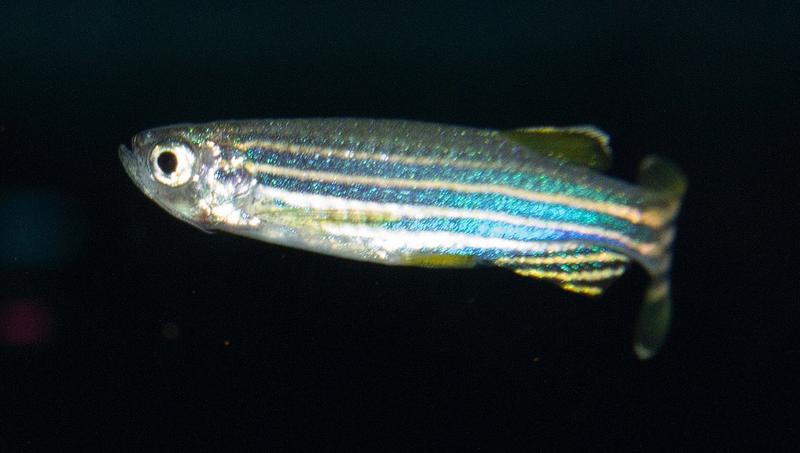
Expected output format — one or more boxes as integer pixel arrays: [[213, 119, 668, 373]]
[[157, 151, 178, 174], [150, 143, 196, 187]]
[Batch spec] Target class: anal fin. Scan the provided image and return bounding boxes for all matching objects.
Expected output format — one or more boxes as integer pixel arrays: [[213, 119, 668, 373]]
[[496, 246, 630, 296]]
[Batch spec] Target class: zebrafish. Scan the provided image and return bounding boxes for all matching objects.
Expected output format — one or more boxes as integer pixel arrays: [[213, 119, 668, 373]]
[[119, 119, 686, 359]]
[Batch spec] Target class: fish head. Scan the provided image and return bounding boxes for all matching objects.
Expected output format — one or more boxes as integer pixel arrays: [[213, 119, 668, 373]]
[[120, 124, 246, 231]]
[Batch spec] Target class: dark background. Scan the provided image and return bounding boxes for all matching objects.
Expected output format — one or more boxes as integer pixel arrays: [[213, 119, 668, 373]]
[[1, 1, 797, 451]]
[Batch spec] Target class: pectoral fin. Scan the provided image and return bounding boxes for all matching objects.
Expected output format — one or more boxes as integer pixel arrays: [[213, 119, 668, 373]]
[[400, 253, 478, 268], [502, 126, 612, 171]]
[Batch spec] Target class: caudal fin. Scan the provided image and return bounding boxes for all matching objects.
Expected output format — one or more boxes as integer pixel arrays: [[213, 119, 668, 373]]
[[633, 156, 687, 360]]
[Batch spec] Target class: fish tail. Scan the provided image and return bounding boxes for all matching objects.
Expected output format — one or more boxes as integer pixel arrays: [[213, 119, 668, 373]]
[[633, 155, 687, 360]]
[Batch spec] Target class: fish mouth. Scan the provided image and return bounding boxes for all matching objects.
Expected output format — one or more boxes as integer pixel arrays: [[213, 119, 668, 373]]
[[120, 143, 173, 208], [119, 144, 143, 184], [119, 143, 159, 200], [119, 142, 213, 234]]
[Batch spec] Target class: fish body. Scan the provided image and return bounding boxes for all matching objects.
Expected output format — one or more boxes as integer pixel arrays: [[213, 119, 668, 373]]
[[120, 118, 686, 359]]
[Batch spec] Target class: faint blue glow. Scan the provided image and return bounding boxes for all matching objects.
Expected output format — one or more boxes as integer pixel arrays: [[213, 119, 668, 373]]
[[0, 189, 84, 269]]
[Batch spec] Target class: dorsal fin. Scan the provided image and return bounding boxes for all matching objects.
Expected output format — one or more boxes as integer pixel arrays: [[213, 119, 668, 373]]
[[501, 126, 612, 171]]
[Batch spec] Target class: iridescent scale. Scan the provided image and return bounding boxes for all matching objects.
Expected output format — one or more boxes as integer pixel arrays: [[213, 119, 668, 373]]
[[199, 119, 667, 295], [121, 118, 686, 359]]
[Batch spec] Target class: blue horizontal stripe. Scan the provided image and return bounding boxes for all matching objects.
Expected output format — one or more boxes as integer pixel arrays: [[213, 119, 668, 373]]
[[242, 146, 637, 205], [254, 173, 649, 239], [382, 217, 595, 242]]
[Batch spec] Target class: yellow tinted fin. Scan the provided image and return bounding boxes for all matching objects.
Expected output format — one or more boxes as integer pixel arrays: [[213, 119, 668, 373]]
[[400, 253, 478, 268], [494, 247, 630, 296], [634, 279, 672, 360], [501, 126, 612, 171], [638, 155, 688, 201], [633, 155, 687, 360], [638, 155, 688, 227]]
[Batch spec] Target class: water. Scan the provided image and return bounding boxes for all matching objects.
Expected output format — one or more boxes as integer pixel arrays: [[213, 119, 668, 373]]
[[1, 2, 797, 450]]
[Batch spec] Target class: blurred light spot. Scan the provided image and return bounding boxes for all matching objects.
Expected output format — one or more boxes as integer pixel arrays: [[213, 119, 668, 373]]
[[0, 189, 84, 269], [223, 339, 231, 347], [0, 299, 53, 346], [161, 322, 179, 340]]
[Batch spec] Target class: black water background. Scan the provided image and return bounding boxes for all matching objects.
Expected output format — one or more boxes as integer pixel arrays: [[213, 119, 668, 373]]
[[1, 2, 797, 450]]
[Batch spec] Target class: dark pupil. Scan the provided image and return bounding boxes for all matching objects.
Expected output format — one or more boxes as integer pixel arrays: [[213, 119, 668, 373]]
[[157, 151, 178, 174]]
